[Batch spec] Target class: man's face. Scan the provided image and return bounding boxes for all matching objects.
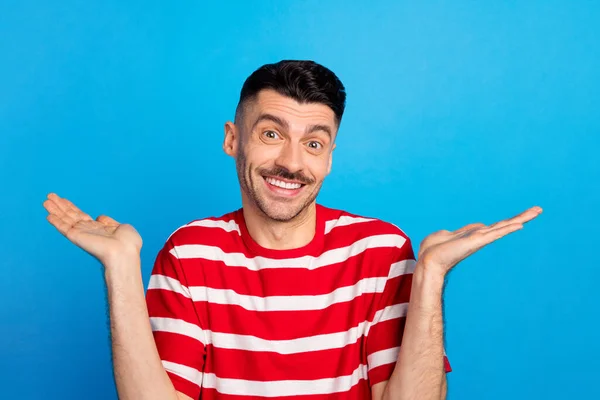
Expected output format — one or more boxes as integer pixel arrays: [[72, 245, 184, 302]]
[[224, 89, 337, 222]]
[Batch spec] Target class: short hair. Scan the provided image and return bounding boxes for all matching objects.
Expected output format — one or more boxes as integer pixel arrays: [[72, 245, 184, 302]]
[[235, 60, 346, 126]]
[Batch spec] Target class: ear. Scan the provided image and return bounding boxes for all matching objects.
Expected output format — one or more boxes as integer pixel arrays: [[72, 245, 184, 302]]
[[223, 121, 238, 157], [326, 143, 336, 175]]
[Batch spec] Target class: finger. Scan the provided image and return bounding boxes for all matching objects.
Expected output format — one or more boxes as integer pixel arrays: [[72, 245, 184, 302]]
[[451, 222, 524, 263], [47, 192, 60, 201], [480, 222, 524, 244], [49, 193, 92, 223], [47, 214, 73, 236], [440, 221, 526, 269], [43, 198, 76, 226], [489, 206, 542, 230], [97, 215, 120, 226], [458, 225, 486, 238], [454, 223, 486, 234], [43, 198, 62, 216], [47, 193, 80, 220], [63, 198, 93, 221]]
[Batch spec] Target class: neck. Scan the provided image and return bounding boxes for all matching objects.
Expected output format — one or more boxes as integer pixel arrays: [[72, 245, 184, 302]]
[[242, 200, 317, 250]]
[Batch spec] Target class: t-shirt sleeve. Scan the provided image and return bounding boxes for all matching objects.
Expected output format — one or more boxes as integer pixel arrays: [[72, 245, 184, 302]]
[[365, 236, 452, 387], [146, 239, 206, 399]]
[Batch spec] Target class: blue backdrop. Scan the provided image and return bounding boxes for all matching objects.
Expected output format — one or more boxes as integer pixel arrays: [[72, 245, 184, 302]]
[[1, 1, 598, 399]]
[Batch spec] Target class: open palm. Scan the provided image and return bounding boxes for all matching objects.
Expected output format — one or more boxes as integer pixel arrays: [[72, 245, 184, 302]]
[[418, 206, 543, 276], [43, 193, 142, 265]]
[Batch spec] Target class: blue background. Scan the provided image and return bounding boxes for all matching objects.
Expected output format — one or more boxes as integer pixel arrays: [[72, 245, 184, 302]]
[[1, 1, 598, 399]]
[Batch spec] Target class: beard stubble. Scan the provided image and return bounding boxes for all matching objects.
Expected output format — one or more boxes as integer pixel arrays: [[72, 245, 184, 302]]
[[236, 151, 322, 222]]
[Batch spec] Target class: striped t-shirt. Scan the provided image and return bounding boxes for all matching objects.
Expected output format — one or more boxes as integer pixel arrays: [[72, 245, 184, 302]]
[[146, 204, 451, 399]]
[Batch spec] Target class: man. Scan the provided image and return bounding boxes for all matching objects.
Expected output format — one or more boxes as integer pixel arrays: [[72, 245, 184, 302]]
[[43, 60, 542, 400]]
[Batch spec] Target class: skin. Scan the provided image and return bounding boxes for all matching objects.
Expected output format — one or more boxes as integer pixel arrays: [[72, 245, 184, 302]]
[[223, 89, 337, 250], [376, 206, 542, 400], [43, 88, 542, 400]]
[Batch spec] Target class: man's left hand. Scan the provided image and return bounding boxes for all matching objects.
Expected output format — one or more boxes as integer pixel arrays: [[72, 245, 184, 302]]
[[417, 206, 543, 277]]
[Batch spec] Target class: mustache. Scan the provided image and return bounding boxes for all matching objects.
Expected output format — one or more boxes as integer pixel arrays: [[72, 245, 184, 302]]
[[258, 166, 315, 185]]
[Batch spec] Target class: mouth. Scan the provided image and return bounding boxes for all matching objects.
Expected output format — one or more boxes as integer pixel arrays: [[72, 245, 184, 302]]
[[262, 175, 306, 197]]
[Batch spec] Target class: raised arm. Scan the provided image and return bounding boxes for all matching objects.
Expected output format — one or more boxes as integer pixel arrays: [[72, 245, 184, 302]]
[[43, 193, 193, 400], [377, 206, 542, 400]]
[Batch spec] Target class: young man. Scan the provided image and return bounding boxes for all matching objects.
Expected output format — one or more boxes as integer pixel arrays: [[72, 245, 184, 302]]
[[43, 60, 542, 400]]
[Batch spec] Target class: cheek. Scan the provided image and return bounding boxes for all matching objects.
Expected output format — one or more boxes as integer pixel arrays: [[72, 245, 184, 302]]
[[307, 156, 331, 180], [247, 145, 281, 168]]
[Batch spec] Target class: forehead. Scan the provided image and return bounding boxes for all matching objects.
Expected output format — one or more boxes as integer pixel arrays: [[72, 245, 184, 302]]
[[244, 89, 336, 128]]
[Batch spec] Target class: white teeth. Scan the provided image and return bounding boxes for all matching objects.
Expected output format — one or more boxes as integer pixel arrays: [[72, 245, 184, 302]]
[[266, 177, 302, 190]]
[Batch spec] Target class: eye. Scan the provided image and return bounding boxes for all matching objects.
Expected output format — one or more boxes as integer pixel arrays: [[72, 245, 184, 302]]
[[262, 130, 280, 140], [307, 141, 323, 150]]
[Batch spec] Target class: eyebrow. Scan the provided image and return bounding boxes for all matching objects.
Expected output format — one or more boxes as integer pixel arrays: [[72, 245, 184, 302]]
[[252, 113, 289, 131], [306, 123, 332, 138], [252, 113, 333, 138]]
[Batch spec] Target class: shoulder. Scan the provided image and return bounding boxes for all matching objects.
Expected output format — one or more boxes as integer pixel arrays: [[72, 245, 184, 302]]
[[319, 204, 413, 260], [165, 209, 241, 247], [319, 205, 415, 277], [319, 204, 410, 241]]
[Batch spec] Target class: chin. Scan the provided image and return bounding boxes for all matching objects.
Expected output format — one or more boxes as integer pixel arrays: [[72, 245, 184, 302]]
[[259, 200, 307, 222], [244, 176, 322, 222]]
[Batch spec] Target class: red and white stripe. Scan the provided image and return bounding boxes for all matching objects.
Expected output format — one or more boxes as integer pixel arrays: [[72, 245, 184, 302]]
[[147, 205, 449, 399]]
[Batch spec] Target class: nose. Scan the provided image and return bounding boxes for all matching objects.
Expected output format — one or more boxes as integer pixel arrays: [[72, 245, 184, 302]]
[[274, 140, 304, 174]]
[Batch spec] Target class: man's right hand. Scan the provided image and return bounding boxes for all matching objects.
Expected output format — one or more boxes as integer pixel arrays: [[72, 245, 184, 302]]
[[44, 193, 191, 400], [43, 193, 143, 267]]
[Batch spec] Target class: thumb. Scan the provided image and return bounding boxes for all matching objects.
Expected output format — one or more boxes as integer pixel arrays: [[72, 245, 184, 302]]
[[97, 215, 120, 226]]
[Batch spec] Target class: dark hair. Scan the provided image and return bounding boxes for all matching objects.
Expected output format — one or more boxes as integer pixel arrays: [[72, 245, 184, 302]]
[[235, 60, 346, 126]]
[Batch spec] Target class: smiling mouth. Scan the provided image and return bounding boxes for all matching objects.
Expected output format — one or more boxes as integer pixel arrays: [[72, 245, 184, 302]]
[[264, 176, 303, 189], [262, 176, 306, 195]]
